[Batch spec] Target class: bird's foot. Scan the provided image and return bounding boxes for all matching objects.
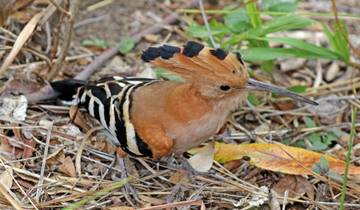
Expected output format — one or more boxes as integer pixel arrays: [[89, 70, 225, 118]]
[[164, 155, 207, 182]]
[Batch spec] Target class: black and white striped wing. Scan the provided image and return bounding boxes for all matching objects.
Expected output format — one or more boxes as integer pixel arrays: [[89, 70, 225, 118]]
[[76, 76, 157, 157]]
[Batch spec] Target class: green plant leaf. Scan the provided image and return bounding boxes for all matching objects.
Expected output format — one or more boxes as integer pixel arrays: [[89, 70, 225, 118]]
[[245, 0, 262, 28], [264, 37, 341, 60], [240, 48, 312, 62], [287, 85, 307, 93], [262, 0, 298, 13], [186, 22, 209, 39], [225, 15, 313, 46], [224, 8, 251, 33], [62, 178, 129, 210], [247, 93, 261, 106], [310, 138, 328, 151], [82, 38, 109, 49], [118, 37, 135, 54], [240, 45, 342, 62], [320, 156, 329, 170], [186, 20, 230, 42], [322, 22, 350, 63], [304, 116, 316, 128]]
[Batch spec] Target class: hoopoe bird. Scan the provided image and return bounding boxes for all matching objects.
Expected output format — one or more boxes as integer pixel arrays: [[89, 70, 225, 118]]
[[51, 41, 317, 160]]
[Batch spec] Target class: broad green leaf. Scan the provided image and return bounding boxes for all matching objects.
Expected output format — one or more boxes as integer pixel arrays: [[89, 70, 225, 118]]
[[208, 19, 231, 40], [240, 48, 311, 62], [322, 132, 337, 145], [304, 116, 316, 128], [240, 46, 340, 62], [224, 8, 251, 33], [310, 138, 328, 151], [225, 15, 313, 46], [288, 85, 307, 93], [262, 0, 298, 13], [247, 93, 261, 106], [118, 37, 135, 54], [186, 20, 230, 41], [82, 38, 108, 49], [264, 37, 341, 60], [186, 22, 209, 39]]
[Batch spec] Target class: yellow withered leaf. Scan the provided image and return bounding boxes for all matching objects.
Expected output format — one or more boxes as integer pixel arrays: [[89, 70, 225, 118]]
[[214, 142, 360, 176]]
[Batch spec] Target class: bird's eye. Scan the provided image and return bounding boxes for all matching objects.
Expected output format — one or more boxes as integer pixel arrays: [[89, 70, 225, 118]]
[[219, 85, 231, 92]]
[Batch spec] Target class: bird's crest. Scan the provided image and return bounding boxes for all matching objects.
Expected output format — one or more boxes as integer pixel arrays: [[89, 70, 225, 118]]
[[141, 41, 248, 88]]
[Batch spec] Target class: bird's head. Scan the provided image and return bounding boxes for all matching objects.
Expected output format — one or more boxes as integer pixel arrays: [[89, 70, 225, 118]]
[[142, 41, 317, 105]]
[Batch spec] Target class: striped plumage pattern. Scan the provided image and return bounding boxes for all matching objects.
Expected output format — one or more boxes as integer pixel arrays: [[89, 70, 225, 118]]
[[75, 76, 158, 158], [52, 41, 249, 158]]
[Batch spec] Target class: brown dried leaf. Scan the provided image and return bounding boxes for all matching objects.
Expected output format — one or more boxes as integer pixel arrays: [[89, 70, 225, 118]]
[[70, 105, 91, 132], [46, 148, 65, 166], [0, 137, 13, 156], [0, 168, 13, 190], [214, 142, 360, 177], [273, 175, 315, 201], [59, 156, 76, 177], [22, 138, 37, 158], [2, 76, 43, 96], [223, 160, 243, 171]]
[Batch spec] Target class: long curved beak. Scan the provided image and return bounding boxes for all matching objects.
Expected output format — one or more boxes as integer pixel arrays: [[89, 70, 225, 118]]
[[247, 79, 318, 105]]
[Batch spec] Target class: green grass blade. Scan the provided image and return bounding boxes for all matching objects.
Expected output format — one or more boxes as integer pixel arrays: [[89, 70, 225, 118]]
[[321, 23, 350, 63], [339, 106, 357, 210], [241, 47, 337, 62], [245, 0, 262, 28], [264, 37, 341, 59], [62, 178, 129, 210], [244, 0, 274, 73]]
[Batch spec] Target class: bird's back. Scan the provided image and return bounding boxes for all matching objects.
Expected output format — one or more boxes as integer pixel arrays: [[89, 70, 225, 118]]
[[51, 76, 160, 157]]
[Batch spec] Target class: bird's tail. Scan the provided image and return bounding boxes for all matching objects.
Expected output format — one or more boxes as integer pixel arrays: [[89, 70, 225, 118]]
[[50, 79, 87, 103]]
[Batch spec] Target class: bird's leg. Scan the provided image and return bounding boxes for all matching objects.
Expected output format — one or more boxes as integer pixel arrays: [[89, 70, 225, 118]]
[[115, 149, 140, 205], [214, 122, 230, 140], [164, 154, 207, 182]]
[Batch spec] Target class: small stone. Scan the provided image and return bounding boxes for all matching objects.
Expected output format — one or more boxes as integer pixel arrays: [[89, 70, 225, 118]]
[[325, 62, 340, 82]]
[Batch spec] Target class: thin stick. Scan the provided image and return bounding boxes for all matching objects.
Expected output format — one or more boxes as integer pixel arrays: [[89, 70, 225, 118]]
[[35, 123, 53, 202], [47, 0, 71, 16], [47, 0, 79, 80], [0, 184, 23, 210], [138, 199, 204, 210], [198, 0, 219, 48]]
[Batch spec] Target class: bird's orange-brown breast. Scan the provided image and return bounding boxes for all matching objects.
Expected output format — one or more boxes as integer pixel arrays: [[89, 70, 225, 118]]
[[131, 81, 214, 158]]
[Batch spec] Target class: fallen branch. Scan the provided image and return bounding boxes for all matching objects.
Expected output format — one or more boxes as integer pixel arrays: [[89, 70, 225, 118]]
[[25, 0, 198, 103]]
